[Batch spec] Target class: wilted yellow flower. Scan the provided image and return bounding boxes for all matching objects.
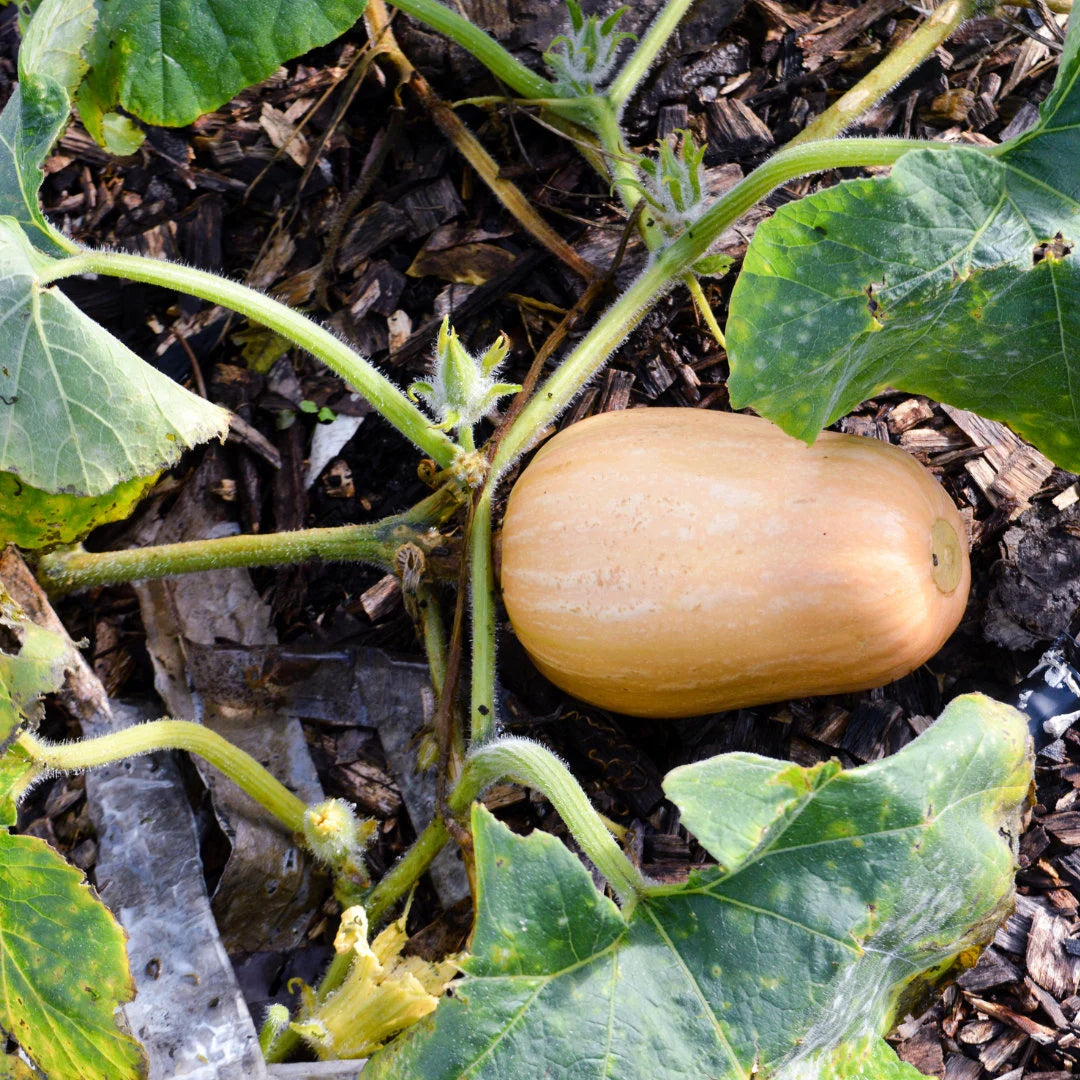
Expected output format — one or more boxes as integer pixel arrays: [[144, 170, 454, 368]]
[[291, 905, 461, 1059]]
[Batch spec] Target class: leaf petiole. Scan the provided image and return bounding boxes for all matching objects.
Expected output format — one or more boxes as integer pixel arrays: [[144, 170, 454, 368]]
[[19, 722, 308, 836], [35, 249, 460, 469], [36, 484, 464, 594]]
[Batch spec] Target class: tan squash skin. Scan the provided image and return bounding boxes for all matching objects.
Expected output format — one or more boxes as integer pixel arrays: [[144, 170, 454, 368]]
[[499, 408, 971, 718]]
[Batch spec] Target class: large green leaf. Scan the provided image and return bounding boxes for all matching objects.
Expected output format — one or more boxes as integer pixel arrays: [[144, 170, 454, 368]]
[[0, 1052, 38, 1080], [0, 830, 144, 1080], [0, 0, 94, 252], [0, 588, 75, 735], [726, 13, 1080, 470], [0, 217, 227, 497], [365, 694, 1030, 1079], [76, 0, 368, 145], [0, 81, 72, 253], [18, 0, 95, 93]]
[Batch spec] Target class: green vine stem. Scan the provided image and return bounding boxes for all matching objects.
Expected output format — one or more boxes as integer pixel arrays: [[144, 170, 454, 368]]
[[37, 485, 463, 594], [789, 0, 974, 145], [491, 135, 955, 475], [468, 488, 498, 744], [607, 0, 695, 114], [415, 582, 451, 700], [362, 733, 646, 923], [460, 737, 647, 902], [365, 817, 452, 927], [390, 0, 556, 100], [36, 251, 460, 469], [19, 722, 307, 835]]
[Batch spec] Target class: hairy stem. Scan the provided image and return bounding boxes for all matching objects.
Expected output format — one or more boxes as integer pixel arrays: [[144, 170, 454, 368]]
[[461, 737, 647, 901], [492, 135, 947, 473], [364, 816, 452, 926], [37, 250, 459, 468], [468, 488, 498, 743], [364, 732, 648, 920], [389, 0, 556, 99], [790, 0, 975, 145], [607, 0, 695, 113], [591, 98, 648, 216], [37, 486, 463, 594], [20, 723, 307, 835]]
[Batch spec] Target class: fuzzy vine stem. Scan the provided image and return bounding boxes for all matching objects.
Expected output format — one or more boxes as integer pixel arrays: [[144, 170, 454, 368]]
[[468, 488, 498, 744], [365, 817, 452, 927], [36, 485, 463, 594], [362, 733, 646, 924], [607, 0, 695, 114], [491, 135, 956, 474], [19, 722, 307, 835], [35, 250, 459, 469], [459, 737, 647, 902], [389, 0, 556, 100], [790, 0, 975, 145]]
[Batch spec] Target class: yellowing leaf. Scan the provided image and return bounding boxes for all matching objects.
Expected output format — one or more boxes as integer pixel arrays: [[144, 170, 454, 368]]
[[0, 469, 159, 550]]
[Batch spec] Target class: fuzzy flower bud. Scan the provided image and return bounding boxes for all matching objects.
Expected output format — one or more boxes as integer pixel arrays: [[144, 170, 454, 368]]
[[634, 130, 708, 235], [543, 0, 635, 96], [407, 317, 520, 450]]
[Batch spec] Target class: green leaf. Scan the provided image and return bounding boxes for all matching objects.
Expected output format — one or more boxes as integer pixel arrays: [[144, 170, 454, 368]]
[[0, 217, 228, 497], [0, 82, 72, 254], [726, 14, 1080, 470], [0, 591, 140, 1077], [365, 694, 1030, 1079], [98, 113, 145, 157], [0, 591, 76, 735], [0, 0, 97, 253], [0, 1052, 39, 1080], [76, 0, 369, 142], [18, 0, 95, 94], [0, 743, 39, 829], [0, 830, 144, 1080]]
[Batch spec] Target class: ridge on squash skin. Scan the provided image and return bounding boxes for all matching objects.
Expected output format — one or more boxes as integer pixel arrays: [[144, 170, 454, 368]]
[[499, 409, 971, 719]]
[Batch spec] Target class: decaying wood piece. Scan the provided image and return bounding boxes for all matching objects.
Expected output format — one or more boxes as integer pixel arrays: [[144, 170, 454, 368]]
[[799, 0, 906, 70], [360, 572, 403, 621], [940, 404, 1055, 519], [1027, 907, 1080, 1000]]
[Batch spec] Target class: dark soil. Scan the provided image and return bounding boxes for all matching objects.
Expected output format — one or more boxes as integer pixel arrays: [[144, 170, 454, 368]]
[[9, 1, 1080, 1076]]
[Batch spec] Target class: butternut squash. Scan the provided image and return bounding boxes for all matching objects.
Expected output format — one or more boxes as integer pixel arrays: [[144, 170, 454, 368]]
[[499, 408, 969, 718]]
